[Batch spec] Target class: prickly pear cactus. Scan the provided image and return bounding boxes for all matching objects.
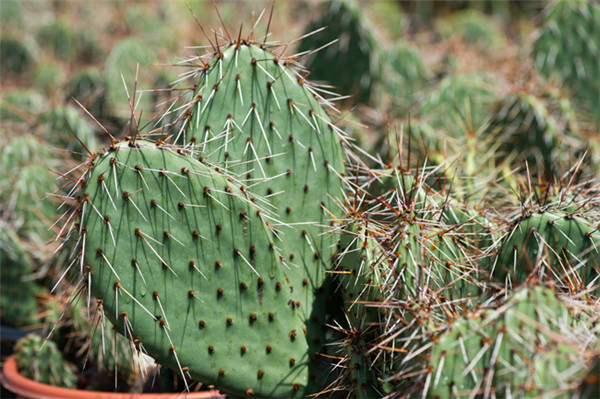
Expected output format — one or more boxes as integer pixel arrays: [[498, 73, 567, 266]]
[[80, 140, 314, 397], [184, 41, 347, 378], [533, 0, 600, 124], [428, 286, 598, 397], [0, 222, 44, 327], [488, 85, 582, 177], [14, 333, 78, 388], [297, 0, 381, 104], [494, 210, 600, 295], [335, 222, 383, 397]]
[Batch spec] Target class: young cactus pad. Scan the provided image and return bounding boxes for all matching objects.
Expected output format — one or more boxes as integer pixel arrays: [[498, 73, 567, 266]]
[[80, 140, 314, 397]]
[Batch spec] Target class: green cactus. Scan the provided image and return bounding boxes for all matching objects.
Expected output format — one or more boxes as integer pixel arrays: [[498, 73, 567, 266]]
[[297, 0, 381, 105], [385, 40, 429, 115], [183, 40, 347, 383], [0, 90, 47, 123], [33, 62, 65, 96], [14, 333, 78, 388], [428, 285, 597, 398], [533, 0, 600, 125], [0, 222, 44, 327], [437, 9, 505, 50], [105, 38, 154, 120], [41, 105, 98, 158], [67, 68, 108, 120], [36, 20, 79, 60], [79, 140, 314, 397], [39, 295, 136, 386], [488, 85, 583, 177], [0, 36, 34, 76], [493, 210, 600, 296], [0, 134, 59, 242], [335, 222, 384, 397]]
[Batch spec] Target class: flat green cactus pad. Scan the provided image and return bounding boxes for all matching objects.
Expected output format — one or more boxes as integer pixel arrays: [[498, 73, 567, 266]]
[[82, 141, 314, 397]]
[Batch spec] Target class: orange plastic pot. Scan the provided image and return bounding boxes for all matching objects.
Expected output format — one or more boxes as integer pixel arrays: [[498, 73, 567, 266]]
[[1, 355, 225, 399]]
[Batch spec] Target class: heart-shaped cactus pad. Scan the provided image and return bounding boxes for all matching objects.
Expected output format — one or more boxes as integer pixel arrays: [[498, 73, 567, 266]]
[[81, 140, 312, 397]]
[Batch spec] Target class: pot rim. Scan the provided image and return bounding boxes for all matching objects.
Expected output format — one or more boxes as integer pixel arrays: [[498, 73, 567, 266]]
[[1, 355, 225, 399]]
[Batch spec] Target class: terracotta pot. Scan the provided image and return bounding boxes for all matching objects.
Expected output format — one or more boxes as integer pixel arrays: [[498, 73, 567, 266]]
[[1, 355, 225, 399]]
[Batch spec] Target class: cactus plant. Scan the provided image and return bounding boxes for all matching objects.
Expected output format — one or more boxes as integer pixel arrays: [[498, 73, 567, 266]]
[[437, 9, 505, 50], [533, 0, 600, 125], [77, 140, 315, 397], [183, 39, 348, 385], [0, 222, 44, 327], [335, 222, 384, 397], [297, 0, 381, 105], [14, 333, 78, 388], [493, 209, 600, 296], [66, 68, 108, 120], [33, 6, 600, 399], [0, 36, 34, 77], [488, 83, 584, 177], [427, 285, 598, 397], [105, 38, 154, 120], [36, 20, 79, 60]]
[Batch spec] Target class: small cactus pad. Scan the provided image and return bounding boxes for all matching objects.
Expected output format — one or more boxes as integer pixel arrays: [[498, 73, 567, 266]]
[[14, 333, 78, 388], [494, 211, 600, 295], [81, 141, 312, 397], [428, 286, 595, 397]]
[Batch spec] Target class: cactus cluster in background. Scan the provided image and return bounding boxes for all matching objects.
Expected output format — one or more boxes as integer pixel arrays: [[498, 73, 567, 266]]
[[533, 0, 600, 125], [2, 0, 600, 398]]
